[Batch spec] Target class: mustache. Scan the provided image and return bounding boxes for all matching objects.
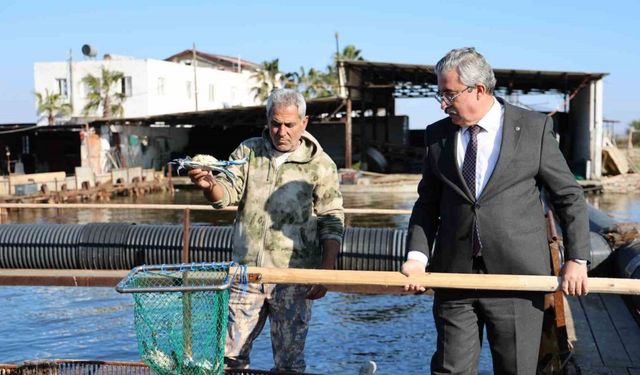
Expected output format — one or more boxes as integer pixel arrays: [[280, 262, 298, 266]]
[[445, 107, 458, 115]]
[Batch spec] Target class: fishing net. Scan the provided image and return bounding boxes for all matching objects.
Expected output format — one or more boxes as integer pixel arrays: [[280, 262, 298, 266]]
[[117, 262, 246, 375]]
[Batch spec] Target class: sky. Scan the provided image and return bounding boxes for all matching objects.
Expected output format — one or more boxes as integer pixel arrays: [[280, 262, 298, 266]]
[[1, 0, 638, 132]]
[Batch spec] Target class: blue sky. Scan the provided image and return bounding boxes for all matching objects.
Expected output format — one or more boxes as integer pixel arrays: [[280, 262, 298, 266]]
[[1, 0, 638, 131]]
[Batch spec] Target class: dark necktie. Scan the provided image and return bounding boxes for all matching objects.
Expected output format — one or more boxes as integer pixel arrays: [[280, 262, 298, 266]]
[[461, 125, 482, 257]]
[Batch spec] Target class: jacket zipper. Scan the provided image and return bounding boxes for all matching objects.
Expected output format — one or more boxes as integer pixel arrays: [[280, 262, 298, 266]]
[[256, 156, 282, 267]]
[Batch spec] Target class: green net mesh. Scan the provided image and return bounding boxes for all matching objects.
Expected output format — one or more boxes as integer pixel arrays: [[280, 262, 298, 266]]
[[117, 263, 243, 375]]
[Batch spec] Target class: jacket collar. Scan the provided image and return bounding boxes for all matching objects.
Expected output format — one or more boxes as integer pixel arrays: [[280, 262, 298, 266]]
[[261, 129, 322, 163]]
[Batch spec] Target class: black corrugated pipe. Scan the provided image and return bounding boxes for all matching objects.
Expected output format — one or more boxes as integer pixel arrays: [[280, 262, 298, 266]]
[[588, 231, 615, 276], [614, 239, 640, 310], [0, 223, 615, 273], [0, 224, 84, 269], [339, 227, 406, 271]]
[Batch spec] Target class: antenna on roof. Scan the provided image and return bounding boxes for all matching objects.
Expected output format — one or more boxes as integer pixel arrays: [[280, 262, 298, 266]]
[[81, 44, 97, 59]]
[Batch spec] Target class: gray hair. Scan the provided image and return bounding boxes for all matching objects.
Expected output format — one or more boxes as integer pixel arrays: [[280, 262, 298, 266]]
[[266, 88, 307, 120], [435, 47, 496, 93]]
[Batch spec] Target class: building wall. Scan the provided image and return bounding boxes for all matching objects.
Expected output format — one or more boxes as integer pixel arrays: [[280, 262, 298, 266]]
[[34, 57, 259, 125], [145, 59, 257, 115]]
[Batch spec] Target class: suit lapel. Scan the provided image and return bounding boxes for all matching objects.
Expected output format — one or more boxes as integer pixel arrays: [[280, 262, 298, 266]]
[[439, 121, 474, 202], [479, 101, 524, 200]]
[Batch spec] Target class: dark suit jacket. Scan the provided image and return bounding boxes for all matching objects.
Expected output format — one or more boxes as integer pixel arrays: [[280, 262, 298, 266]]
[[407, 98, 590, 275]]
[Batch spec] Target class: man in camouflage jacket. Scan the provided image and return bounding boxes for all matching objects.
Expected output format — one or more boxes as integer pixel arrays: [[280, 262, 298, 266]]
[[188, 89, 344, 373]]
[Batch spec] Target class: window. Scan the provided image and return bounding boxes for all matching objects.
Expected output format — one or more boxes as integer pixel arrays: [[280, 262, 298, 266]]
[[208, 84, 215, 102], [121, 76, 132, 97], [186, 81, 192, 99], [157, 77, 165, 95], [56, 78, 68, 98]]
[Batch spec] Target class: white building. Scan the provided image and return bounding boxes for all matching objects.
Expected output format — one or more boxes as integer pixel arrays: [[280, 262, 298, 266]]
[[33, 49, 261, 125]]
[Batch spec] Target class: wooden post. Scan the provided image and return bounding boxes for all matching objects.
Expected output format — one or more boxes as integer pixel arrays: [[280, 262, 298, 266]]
[[167, 163, 175, 196], [182, 207, 192, 358], [182, 208, 190, 263], [345, 98, 352, 169]]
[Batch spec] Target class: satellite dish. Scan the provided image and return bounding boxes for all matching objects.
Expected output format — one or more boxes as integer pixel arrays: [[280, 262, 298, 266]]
[[81, 44, 97, 58]]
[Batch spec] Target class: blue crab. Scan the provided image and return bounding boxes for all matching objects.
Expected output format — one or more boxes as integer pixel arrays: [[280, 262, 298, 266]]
[[170, 154, 247, 187]]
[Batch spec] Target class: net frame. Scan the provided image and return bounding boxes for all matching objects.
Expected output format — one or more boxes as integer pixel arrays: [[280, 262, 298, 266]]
[[116, 262, 243, 375]]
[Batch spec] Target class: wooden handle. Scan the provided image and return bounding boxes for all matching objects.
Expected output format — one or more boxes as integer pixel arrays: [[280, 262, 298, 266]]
[[240, 267, 640, 295]]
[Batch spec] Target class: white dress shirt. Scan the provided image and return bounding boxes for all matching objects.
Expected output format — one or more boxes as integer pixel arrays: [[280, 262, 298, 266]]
[[407, 98, 504, 266]]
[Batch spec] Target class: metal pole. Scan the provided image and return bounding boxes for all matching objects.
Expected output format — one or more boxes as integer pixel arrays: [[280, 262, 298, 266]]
[[5, 147, 11, 195], [334, 32, 340, 63], [68, 49, 74, 116], [192, 43, 199, 111]]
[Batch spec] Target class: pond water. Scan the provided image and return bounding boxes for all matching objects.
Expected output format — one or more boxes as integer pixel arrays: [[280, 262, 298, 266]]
[[1, 189, 638, 374]]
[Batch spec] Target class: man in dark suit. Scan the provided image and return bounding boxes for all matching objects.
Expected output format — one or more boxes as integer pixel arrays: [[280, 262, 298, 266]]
[[401, 47, 590, 375]]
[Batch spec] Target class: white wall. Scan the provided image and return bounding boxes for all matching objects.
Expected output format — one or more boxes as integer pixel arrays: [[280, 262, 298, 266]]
[[145, 60, 258, 115], [34, 57, 259, 124]]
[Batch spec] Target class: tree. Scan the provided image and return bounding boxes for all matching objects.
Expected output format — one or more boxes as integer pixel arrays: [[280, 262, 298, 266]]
[[35, 89, 72, 125], [251, 59, 283, 104], [321, 44, 365, 97], [301, 67, 333, 99], [335, 44, 365, 62], [81, 67, 126, 118], [252, 43, 365, 101], [630, 120, 640, 131]]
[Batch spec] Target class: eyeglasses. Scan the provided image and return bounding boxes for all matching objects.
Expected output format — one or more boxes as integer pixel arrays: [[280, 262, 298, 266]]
[[435, 87, 474, 105]]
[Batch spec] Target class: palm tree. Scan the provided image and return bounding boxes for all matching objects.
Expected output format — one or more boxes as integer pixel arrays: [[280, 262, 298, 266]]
[[250, 59, 283, 104], [81, 67, 126, 118], [324, 44, 365, 97], [300, 68, 333, 99], [336, 44, 365, 62], [35, 89, 72, 125]]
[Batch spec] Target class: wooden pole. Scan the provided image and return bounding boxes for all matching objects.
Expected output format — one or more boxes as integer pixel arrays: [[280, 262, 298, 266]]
[[181, 207, 192, 358], [345, 98, 353, 168], [240, 267, 640, 295], [1, 268, 639, 295]]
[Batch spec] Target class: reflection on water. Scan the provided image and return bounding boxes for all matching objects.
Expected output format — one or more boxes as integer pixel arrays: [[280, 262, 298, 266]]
[[587, 193, 640, 222]]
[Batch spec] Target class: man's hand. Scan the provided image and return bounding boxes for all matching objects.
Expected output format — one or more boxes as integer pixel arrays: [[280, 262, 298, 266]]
[[401, 259, 426, 293], [306, 285, 328, 300], [187, 168, 215, 190], [306, 239, 340, 300], [188, 168, 223, 202], [560, 260, 589, 296]]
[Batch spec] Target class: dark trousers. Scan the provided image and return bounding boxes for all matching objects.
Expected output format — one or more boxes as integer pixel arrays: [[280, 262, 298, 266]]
[[430, 258, 545, 375]]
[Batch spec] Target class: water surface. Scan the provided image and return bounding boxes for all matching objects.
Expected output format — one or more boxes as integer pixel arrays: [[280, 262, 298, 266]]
[[1, 190, 637, 374]]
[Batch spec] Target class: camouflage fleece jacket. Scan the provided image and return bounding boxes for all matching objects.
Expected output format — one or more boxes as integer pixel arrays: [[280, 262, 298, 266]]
[[211, 130, 344, 269]]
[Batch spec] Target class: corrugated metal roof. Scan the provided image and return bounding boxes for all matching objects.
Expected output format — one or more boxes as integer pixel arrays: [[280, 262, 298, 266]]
[[343, 60, 608, 97], [89, 96, 347, 127]]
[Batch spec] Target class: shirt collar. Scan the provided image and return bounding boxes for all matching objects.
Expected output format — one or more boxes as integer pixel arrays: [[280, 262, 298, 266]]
[[467, 97, 503, 134]]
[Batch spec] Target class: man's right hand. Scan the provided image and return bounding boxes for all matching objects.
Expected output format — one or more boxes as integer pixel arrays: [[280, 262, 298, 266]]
[[401, 259, 426, 293], [188, 168, 215, 190]]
